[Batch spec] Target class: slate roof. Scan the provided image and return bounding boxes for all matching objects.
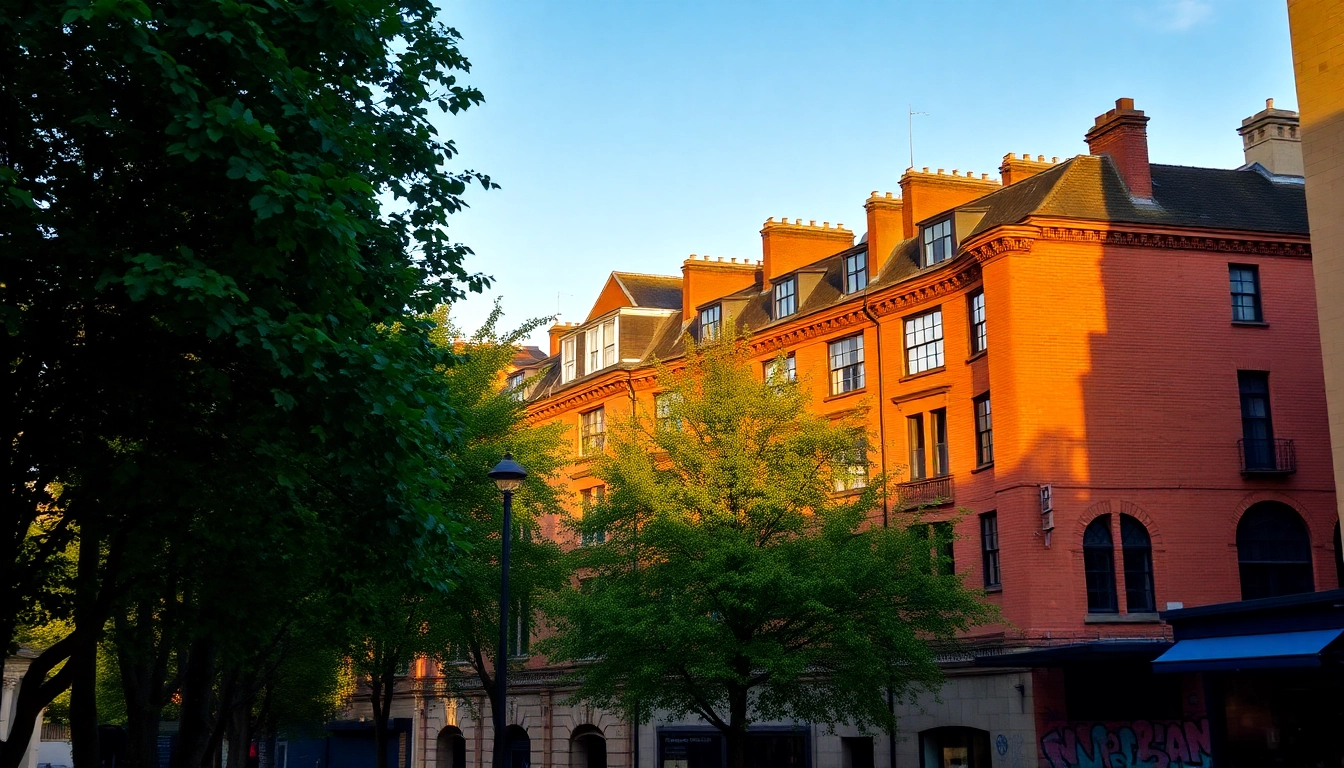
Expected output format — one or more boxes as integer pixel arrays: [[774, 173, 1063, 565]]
[[613, 272, 683, 310]]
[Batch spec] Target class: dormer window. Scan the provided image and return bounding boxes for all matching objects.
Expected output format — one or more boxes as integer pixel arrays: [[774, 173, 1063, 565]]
[[585, 317, 618, 373], [700, 305, 722, 341], [561, 337, 577, 383], [923, 219, 954, 266], [844, 251, 868, 294], [506, 371, 526, 401], [773, 278, 797, 319]]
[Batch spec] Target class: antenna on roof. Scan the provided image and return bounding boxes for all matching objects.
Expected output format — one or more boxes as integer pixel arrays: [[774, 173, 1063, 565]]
[[909, 105, 929, 169]]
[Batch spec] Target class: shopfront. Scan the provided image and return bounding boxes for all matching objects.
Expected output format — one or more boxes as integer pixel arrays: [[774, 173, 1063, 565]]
[[656, 727, 809, 768]]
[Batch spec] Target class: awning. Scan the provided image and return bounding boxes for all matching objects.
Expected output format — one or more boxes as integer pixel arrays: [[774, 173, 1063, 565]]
[[1153, 628, 1344, 673]]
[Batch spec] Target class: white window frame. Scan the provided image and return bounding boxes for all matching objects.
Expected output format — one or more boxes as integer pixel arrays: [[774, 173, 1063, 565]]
[[700, 305, 722, 341], [844, 251, 868, 294], [904, 309, 945, 375], [774, 278, 797, 319], [561, 336, 577, 383], [581, 407, 606, 456], [828, 335, 865, 395], [765, 353, 796, 383], [923, 219, 954, 266], [585, 316, 618, 374]]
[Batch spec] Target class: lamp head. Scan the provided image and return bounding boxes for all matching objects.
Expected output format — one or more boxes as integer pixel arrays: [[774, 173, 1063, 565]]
[[488, 453, 528, 492]]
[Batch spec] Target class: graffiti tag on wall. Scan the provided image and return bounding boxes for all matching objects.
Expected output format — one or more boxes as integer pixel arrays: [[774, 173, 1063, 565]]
[[1040, 720, 1212, 768]]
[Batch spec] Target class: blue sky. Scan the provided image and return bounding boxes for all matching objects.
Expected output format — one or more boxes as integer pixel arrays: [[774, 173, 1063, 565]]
[[433, 0, 1297, 347]]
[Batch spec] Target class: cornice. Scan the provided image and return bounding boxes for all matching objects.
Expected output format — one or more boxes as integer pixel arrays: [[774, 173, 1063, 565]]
[[1035, 224, 1311, 258]]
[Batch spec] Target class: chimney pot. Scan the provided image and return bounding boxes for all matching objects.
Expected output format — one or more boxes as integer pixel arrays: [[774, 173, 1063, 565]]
[[1085, 97, 1152, 199], [1267, 97, 1275, 109]]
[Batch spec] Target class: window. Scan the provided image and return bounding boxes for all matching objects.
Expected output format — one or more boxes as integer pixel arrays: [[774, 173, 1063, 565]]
[[1083, 516, 1118, 613], [973, 394, 993, 466], [580, 486, 607, 546], [833, 434, 869, 492], [1120, 515, 1155, 613], [1239, 371, 1274, 470], [907, 414, 926, 481], [561, 337, 577, 383], [585, 317, 617, 373], [505, 371, 526, 401], [923, 219, 954, 266], [968, 289, 987, 354], [581, 407, 605, 456], [765, 352, 796, 383], [1230, 264, 1263, 322], [1237, 502, 1314, 600], [828, 335, 865, 395], [773, 278, 797, 319], [844, 250, 868, 294], [904, 309, 944, 374], [931, 521, 954, 575], [699, 305, 722, 341], [655, 392, 682, 430], [980, 512, 1000, 588], [931, 409, 950, 477], [507, 600, 529, 657]]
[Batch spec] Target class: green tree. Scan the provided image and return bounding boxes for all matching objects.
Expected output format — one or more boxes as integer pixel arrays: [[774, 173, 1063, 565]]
[[539, 334, 994, 768], [2, 1, 491, 766]]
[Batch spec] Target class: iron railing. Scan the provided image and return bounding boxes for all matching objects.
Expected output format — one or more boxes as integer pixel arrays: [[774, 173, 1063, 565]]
[[896, 475, 954, 510], [1238, 438, 1296, 475]]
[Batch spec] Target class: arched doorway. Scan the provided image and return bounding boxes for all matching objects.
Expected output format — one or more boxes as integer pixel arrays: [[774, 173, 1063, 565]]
[[570, 725, 607, 768], [505, 725, 531, 768], [1237, 501, 1314, 600], [436, 726, 466, 768], [919, 727, 991, 768]]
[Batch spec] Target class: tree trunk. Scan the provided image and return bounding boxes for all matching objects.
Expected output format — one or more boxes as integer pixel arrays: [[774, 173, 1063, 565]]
[[369, 667, 396, 768], [725, 685, 749, 768], [70, 528, 102, 768], [172, 636, 217, 768], [0, 634, 79, 768], [117, 602, 173, 768]]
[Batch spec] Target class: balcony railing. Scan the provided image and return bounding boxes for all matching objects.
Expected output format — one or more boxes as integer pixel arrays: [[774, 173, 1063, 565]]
[[1239, 438, 1296, 476], [896, 475, 954, 511]]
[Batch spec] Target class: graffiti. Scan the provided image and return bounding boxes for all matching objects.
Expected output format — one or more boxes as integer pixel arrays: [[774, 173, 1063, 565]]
[[1040, 720, 1212, 768], [997, 734, 1009, 756]]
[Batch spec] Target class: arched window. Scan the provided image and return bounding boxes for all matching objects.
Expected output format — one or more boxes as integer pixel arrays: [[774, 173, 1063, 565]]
[[1120, 515, 1155, 612], [436, 726, 466, 768], [1084, 516, 1117, 613], [505, 725, 531, 768], [1237, 502, 1314, 600], [570, 725, 607, 768]]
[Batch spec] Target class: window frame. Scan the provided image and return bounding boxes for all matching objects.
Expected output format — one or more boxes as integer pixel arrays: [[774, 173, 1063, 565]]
[[561, 336, 577, 383], [980, 512, 1001, 588], [1120, 514, 1155, 613], [1238, 370, 1274, 470], [699, 304, 722, 341], [844, 250, 868, 294], [968, 289, 987, 355], [773, 278, 798, 319], [765, 352, 797, 384], [585, 316, 618, 373], [580, 485, 607, 546], [828, 334, 866, 395], [832, 432, 869, 492], [973, 393, 994, 467], [931, 408, 950, 477], [1237, 502, 1315, 600], [922, 218, 955, 267], [654, 391, 683, 430], [904, 309, 945, 375], [1230, 264, 1263, 323], [580, 407, 606, 456], [1084, 516, 1119, 614], [907, 414, 926, 481]]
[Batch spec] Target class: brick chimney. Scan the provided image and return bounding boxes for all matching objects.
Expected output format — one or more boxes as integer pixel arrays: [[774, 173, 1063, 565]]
[[759, 219, 854, 289], [1084, 97, 1152, 199], [864, 192, 904, 276], [898, 168, 1001, 239], [681, 255, 759, 322], [547, 321, 578, 357], [1238, 98, 1303, 176], [999, 153, 1060, 186]]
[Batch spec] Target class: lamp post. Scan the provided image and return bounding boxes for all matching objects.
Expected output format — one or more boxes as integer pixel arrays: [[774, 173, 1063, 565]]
[[488, 453, 527, 768]]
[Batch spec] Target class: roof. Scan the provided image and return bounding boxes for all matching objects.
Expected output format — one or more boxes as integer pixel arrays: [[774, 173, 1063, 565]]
[[612, 273, 683, 310]]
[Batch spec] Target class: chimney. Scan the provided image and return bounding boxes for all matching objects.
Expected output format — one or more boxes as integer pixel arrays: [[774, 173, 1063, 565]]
[[759, 219, 854, 289], [681, 255, 760, 322], [547, 321, 576, 357], [864, 192, 904, 276], [898, 168, 1001, 239], [999, 153, 1060, 186], [1085, 97, 1151, 199], [1238, 98, 1303, 176]]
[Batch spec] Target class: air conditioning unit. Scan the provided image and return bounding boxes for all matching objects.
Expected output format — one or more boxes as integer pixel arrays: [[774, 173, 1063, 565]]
[[1040, 484, 1054, 532]]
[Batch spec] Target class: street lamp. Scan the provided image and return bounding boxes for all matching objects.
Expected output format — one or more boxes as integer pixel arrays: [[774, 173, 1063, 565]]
[[488, 453, 527, 768]]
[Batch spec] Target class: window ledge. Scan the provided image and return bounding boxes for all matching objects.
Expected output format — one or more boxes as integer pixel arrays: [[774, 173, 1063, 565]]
[[983, 585, 1003, 594], [970, 462, 995, 474], [1232, 320, 1270, 328], [824, 388, 867, 403], [900, 367, 946, 383], [966, 349, 988, 363], [1084, 612, 1161, 624]]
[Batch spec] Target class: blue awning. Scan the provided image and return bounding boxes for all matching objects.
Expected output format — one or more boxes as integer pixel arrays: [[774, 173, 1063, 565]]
[[1153, 628, 1344, 673]]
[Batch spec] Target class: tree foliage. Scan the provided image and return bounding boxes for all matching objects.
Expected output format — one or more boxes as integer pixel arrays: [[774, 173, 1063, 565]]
[[2, 1, 493, 766], [539, 334, 994, 768]]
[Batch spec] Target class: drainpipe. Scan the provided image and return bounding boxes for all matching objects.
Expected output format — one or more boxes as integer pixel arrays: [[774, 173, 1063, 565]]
[[861, 295, 890, 527], [627, 369, 640, 768]]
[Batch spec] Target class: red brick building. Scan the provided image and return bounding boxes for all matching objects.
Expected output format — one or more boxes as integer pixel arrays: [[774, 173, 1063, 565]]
[[392, 98, 1334, 768]]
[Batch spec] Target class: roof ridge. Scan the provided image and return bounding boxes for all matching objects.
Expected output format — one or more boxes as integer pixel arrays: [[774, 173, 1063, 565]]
[[610, 271, 682, 281]]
